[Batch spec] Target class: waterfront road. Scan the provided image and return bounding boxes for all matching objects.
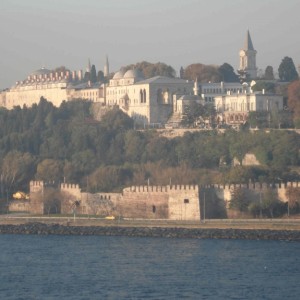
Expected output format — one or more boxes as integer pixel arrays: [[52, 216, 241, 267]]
[[1, 215, 300, 231]]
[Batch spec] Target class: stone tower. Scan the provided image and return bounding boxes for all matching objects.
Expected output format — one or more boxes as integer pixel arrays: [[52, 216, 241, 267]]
[[239, 30, 257, 79], [104, 55, 109, 77]]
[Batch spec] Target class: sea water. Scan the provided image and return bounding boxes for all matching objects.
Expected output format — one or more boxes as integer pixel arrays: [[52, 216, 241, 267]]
[[0, 235, 299, 299]]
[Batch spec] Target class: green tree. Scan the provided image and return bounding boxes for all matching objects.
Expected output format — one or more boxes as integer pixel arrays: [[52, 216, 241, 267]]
[[36, 159, 63, 182], [122, 61, 176, 78], [264, 65, 274, 80], [90, 65, 97, 83], [251, 81, 275, 93], [0, 151, 35, 198], [181, 101, 205, 127], [218, 63, 239, 82], [287, 80, 300, 127], [183, 63, 221, 82], [101, 108, 134, 130], [97, 70, 105, 82], [278, 56, 299, 82], [261, 189, 280, 218], [229, 187, 251, 212]]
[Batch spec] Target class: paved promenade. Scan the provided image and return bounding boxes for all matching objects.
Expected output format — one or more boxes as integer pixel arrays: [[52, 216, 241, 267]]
[[1, 215, 300, 231]]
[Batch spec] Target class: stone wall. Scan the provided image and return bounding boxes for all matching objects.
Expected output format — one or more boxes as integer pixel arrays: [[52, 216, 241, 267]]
[[26, 181, 300, 219], [205, 182, 300, 206], [121, 185, 200, 220], [29, 181, 45, 214], [8, 200, 30, 212]]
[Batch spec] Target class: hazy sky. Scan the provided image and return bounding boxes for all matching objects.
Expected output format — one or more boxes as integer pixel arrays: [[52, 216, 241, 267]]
[[0, 0, 299, 89]]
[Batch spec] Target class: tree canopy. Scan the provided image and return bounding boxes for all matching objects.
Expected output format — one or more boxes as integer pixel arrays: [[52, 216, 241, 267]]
[[0, 98, 299, 197], [121, 61, 176, 78], [278, 56, 299, 82]]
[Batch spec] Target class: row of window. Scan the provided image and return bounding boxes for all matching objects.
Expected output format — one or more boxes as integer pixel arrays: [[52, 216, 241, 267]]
[[202, 88, 243, 94]]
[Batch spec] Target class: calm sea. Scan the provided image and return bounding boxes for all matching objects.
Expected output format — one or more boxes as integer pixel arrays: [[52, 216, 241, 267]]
[[0, 234, 299, 300]]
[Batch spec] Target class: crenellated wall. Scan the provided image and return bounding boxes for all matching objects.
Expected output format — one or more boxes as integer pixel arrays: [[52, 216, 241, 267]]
[[121, 185, 200, 220], [29, 181, 45, 214], [25, 181, 299, 219], [204, 182, 300, 207]]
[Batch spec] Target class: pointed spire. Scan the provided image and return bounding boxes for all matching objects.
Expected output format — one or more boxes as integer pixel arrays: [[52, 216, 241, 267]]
[[244, 30, 254, 51], [86, 58, 91, 73], [104, 55, 109, 77]]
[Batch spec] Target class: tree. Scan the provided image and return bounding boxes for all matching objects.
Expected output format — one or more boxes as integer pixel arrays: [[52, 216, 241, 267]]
[[101, 108, 134, 131], [285, 187, 300, 213], [251, 81, 275, 93], [181, 101, 206, 127], [90, 65, 97, 83], [229, 188, 251, 212], [97, 70, 105, 82], [287, 80, 300, 127], [179, 66, 184, 79], [122, 61, 176, 78], [183, 63, 221, 82], [264, 65, 274, 80], [261, 189, 281, 218], [0, 151, 35, 198], [278, 56, 299, 82], [36, 159, 63, 182], [218, 63, 239, 82]]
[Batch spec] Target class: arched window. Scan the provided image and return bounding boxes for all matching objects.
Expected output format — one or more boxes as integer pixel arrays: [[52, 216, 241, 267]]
[[143, 89, 146, 103], [157, 88, 162, 103], [140, 89, 143, 103]]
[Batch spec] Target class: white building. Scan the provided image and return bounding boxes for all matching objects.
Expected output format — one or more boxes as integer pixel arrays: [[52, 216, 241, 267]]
[[200, 81, 244, 103], [0, 67, 105, 109], [215, 90, 283, 126], [106, 68, 193, 125]]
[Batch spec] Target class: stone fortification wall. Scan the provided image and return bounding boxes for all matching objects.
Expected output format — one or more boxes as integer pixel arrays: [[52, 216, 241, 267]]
[[207, 182, 300, 206], [121, 186, 169, 219], [122, 185, 200, 221], [60, 183, 81, 214], [79, 193, 120, 216], [8, 200, 30, 212], [29, 181, 45, 214]]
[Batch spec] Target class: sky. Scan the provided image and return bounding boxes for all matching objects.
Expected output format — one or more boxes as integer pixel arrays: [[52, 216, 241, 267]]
[[0, 0, 299, 89]]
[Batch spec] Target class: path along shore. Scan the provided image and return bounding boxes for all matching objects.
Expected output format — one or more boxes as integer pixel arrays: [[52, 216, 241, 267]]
[[0, 216, 300, 241]]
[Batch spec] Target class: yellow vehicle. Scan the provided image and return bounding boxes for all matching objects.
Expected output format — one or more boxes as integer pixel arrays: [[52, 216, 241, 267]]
[[13, 191, 29, 200], [105, 216, 115, 220]]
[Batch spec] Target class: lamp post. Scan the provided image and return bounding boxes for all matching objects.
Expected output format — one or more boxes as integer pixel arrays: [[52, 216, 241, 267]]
[[203, 191, 206, 223]]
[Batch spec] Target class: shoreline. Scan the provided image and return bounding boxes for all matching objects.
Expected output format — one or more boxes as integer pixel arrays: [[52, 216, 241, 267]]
[[0, 219, 300, 241]]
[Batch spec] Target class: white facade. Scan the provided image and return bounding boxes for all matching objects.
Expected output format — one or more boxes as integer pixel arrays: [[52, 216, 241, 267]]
[[106, 69, 193, 125], [200, 82, 244, 103], [215, 91, 283, 125], [0, 68, 105, 109]]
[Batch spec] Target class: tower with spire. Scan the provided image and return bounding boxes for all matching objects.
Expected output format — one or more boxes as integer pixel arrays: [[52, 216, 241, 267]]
[[238, 30, 257, 80], [104, 55, 109, 77], [86, 58, 91, 73]]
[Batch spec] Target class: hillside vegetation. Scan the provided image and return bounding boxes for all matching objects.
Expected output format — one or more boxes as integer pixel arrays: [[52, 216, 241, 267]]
[[0, 98, 299, 198]]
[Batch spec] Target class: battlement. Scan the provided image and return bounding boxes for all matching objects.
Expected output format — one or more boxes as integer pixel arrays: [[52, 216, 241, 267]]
[[60, 183, 80, 190], [125, 185, 198, 193], [30, 181, 44, 187], [204, 182, 300, 191]]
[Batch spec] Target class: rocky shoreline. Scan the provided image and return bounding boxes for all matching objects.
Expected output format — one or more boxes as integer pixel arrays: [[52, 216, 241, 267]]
[[0, 222, 300, 241]]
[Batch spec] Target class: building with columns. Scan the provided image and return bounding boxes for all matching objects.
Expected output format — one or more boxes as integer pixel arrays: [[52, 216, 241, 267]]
[[106, 68, 193, 125], [214, 89, 283, 126]]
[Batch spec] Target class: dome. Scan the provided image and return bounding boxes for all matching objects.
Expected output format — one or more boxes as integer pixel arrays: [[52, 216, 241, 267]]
[[30, 67, 51, 76], [123, 69, 144, 80], [113, 69, 125, 79]]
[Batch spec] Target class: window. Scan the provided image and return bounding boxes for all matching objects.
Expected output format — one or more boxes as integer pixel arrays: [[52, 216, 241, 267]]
[[184, 199, 189, 204], [152, 205, 156, 213]]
